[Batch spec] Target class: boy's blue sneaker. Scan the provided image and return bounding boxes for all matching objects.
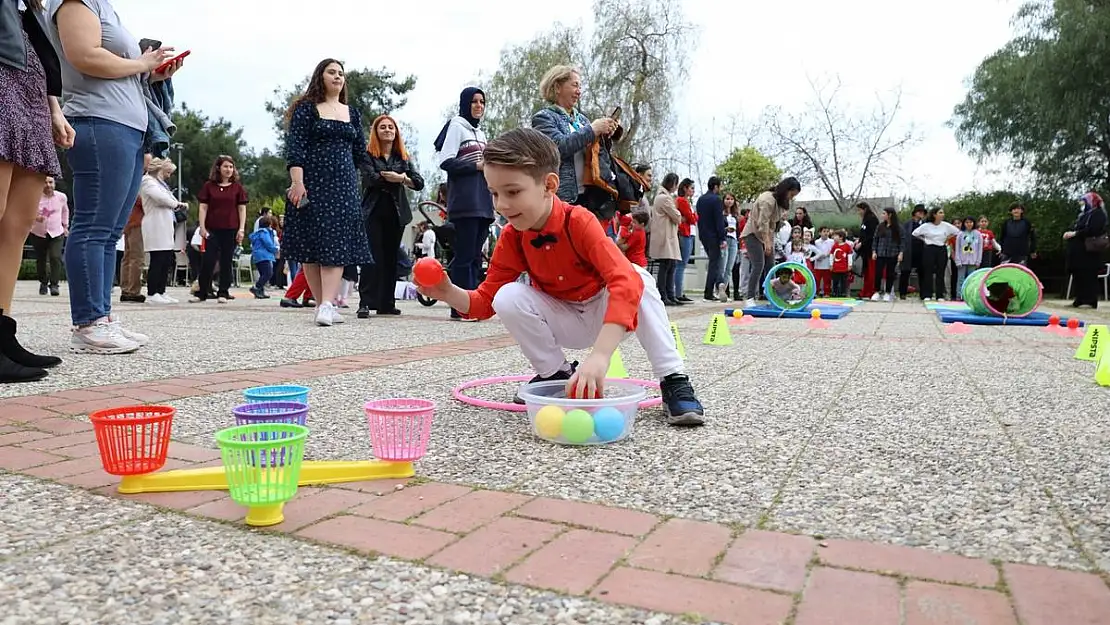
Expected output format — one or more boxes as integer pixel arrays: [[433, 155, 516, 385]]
[[660, 373, 705, 426], [513, 361, 577, 404]]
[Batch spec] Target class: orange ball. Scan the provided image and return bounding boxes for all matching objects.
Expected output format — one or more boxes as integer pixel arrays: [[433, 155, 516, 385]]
[[1067, 318, 1080, 330], [413, 257, 445, 288]]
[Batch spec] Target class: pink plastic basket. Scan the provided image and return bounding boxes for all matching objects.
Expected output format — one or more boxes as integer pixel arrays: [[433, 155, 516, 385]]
[[363, 398, 434, 461]]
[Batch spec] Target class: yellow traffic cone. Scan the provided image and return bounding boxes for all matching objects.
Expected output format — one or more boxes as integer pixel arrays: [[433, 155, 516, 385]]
[[670, 322, 686, 359], [607, 349, 629, 379], [1096, 350, 1110, 387], [702, 314, 733, 346], [1074, 324, 1107, 361]]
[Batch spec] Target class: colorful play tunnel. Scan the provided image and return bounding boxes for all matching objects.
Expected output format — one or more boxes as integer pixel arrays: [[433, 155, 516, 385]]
[[960, 263, 1043, 317]]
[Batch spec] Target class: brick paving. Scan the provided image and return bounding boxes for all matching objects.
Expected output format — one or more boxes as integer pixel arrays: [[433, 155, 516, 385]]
[[2, 319, 1109, 624]]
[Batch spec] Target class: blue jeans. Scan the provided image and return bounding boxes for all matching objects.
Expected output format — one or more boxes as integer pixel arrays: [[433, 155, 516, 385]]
[[721, 237, 738, 286], [675, 234, 694, 297], [64, 118, 145, 326], [449, 217, 492, 315], [254, 260, 274, 291]]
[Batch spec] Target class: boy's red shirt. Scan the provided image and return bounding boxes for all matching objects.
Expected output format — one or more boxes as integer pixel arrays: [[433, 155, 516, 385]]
[[623, 228, 647, 267], [831, 242, 852, 273], [466, 197, 645, 330]]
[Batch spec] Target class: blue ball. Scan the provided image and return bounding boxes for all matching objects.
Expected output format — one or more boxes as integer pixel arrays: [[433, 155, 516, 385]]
[[592, 407, 626, 442]]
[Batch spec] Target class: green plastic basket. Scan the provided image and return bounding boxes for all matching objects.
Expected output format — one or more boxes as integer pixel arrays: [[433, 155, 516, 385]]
[[215, 423, 309, 507]]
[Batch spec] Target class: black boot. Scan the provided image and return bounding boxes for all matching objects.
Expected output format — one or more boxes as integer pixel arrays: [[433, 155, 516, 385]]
[[0, 352, 47, 383], [0, 311, 62, 369]]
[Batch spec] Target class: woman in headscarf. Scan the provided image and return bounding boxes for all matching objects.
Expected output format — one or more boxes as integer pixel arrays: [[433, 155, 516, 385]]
[[1064, 191, 1108, 309], [433, 87, 493, 321]]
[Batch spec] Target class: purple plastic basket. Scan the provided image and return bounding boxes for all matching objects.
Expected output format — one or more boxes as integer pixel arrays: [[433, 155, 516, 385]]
[[230, 401, 308, 466], [232, 401, 309, 426]]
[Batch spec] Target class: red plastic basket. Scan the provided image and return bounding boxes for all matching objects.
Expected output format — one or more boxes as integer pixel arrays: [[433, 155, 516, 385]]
[[90, 406, 175, 476], [363, 399, 434, 461]]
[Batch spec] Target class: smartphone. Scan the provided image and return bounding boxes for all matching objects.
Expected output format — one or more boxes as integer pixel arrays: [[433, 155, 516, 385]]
[[610, 106, 622, 121], [155, 50, 191, 74]]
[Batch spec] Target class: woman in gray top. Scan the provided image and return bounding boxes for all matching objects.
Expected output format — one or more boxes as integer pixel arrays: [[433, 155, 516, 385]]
[[47, 0, 181, 354]]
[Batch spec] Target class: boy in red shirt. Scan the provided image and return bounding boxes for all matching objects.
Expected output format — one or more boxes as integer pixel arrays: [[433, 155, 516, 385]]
[[617, 213, 649, 267], [830, 230, 853, 297], [418, 129, 704, 426]]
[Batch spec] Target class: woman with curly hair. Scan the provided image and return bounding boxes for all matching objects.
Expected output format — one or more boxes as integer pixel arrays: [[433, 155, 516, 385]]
[[192, 155, 247, 303], [282, 58, 373, 326]]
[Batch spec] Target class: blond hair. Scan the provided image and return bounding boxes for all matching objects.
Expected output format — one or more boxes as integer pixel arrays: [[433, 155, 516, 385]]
[[147, 157, 176, 177], [539, 65, 580, 104]]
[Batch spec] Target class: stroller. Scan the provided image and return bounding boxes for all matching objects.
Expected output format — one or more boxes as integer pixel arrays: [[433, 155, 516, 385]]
[[410, 201, 494, 306]]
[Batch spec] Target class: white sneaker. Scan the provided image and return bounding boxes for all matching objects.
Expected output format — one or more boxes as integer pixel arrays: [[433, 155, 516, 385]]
[[217, 296, 228, 304], [884, 293, 893, 302], [163, 294, 179, 304], [70, 321, 140, 354], [147, 293, 170, 305], [744, 298, 757, 308], [870, 293, 881, 301], [315, 303, 335, 327], [330, 306, 345, 324], [108, 314, 149, 346]]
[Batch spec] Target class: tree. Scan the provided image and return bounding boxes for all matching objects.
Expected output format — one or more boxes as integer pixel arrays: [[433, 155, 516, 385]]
[[587, 0, 694, 162], [170, 104, 251, 200], [241, 148, 291, 203], [951, 0, 1110, 193], [478, 0, 694, 165], [264, 67, 416, 140], [479, 25, 583, 139], [714, 146, 783, 202], [748, 77, 920, 212]]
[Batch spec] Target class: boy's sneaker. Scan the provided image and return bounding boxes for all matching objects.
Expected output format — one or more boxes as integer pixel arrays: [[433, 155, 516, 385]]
[[70, 321, 140, 355], [660, 373, 705, 426], [108, 314, 149, 346], [513, 361, 577, 404], [280, 298, 302, 308]]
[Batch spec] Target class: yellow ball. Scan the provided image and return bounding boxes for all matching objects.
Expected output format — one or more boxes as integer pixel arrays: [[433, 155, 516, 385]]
[[811, 308, 822, 319], [534, 405, 565, 439], [732, 309, 743, 318]]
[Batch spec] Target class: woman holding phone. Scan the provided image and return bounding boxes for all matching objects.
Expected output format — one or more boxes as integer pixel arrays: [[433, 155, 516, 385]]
[[283, 58, 373, 327], [48, 0, 183, 354]]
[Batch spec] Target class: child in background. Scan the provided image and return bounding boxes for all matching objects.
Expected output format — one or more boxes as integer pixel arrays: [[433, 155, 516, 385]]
[[249, 215, 279, 299], [830, 230, 853, 297], [618, 213, 648, 268], [417, 128, 705, 426], [954, 216, 984, 299], [977, 215, 1001, 268], [770, 266, 802, 303], [870, 208, 902, 302], [811, 227, 833, 296]]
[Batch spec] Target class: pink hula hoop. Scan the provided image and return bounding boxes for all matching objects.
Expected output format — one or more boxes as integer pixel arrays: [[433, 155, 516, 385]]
[[452, 374, 663, 412]]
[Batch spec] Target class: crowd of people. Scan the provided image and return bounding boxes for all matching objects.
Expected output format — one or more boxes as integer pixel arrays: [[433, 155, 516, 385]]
[[0, 0, 1106, 397]]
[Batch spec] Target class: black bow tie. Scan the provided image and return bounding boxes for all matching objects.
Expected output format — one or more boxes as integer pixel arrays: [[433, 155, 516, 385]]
[[530, 234, 558, 248]]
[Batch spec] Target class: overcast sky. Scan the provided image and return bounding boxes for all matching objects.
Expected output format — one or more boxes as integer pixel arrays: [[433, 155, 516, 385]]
[[114, 0, 1021, 201]]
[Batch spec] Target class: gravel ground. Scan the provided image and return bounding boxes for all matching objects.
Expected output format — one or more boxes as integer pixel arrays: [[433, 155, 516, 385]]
[[2, 283, 507, 398], [153, 301, 1108, 572], [0, 475, 681, 625]]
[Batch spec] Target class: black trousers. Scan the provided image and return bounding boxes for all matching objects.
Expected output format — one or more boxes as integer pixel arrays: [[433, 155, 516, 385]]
[[831, 272, 848, 297], [656, 258, 677, 301], [702, 238, 723, 298], [898, 257, 923, 297], [271, 257, 287, 288], [147, 250, 175, 295], [359, 207, 402, 311], [920, 244, 948, 299], [29, 233, 63, 286], [1072, 259, 1101, 304], [199, 228, 237, 299], [873, 256, 898, 293]]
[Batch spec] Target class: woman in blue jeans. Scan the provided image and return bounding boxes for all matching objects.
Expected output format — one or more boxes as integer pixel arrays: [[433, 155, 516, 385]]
[[434, 87, 494, 320], [49, 0, 182, 353]]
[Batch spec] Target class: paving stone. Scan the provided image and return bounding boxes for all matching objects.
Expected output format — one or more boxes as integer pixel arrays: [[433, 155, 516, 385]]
[[427, 516, 563, 576], [296, 515, 457, 560], [794, 567, 901, 625], [904, 581, 1018, 625], [626, 518, 732, 577], [413, 489, 532, 533], [348, 482, 471, 521], [714, 530, 816, 592], [504, 529, 637, 594], [820, 538, 999, 587], [1004, 563, 1110, 625], [515, 497, 660, 536]]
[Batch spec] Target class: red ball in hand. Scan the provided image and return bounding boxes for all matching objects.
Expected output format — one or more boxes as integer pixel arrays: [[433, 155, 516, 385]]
[[413, 258, 445, 288]]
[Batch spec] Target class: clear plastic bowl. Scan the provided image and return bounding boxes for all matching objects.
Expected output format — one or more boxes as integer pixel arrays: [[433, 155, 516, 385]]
[[517, 379, 647, 446]]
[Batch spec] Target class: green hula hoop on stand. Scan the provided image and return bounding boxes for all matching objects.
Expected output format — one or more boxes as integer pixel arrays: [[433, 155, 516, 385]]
[[762, 261, 817, 311]]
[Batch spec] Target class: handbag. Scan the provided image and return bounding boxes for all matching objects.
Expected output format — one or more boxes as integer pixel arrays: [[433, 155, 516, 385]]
[[1084, 233, 1109, 253]]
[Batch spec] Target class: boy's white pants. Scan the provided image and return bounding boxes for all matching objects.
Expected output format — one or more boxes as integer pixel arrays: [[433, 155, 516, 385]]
[[493, 265, 684, 379]]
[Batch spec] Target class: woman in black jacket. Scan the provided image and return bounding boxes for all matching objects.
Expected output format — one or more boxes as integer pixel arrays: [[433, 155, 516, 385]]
[[0, 0, 74, 382], [357, 114, 424, 318], [1065, 192, 1108, 309], [854, 202, 880, 298]]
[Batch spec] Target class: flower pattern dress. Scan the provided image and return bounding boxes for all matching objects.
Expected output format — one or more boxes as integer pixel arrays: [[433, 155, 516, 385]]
[[281, 100, 373, 267]]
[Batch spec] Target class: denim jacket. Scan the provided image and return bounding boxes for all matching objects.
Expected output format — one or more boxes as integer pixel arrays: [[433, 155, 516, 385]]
[[531, 106, 612, 203], [141, 77, 175, 157]]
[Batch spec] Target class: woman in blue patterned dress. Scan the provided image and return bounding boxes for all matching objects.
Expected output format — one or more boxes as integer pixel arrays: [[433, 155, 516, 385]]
[[283, 58, 373, 327]]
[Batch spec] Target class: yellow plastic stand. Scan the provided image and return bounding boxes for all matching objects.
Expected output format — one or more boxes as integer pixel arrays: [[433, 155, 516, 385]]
[[116, 460, 414, 494], [670, 322, 686, 359], [702, 314, 733, 346], [244, 503, 286, 527], [1074, 324, 1107, 361]]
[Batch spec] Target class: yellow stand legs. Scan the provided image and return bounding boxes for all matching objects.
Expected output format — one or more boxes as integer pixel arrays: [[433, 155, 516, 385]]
[[116, 460, 415, 494], [244, 503, 285, 527]]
